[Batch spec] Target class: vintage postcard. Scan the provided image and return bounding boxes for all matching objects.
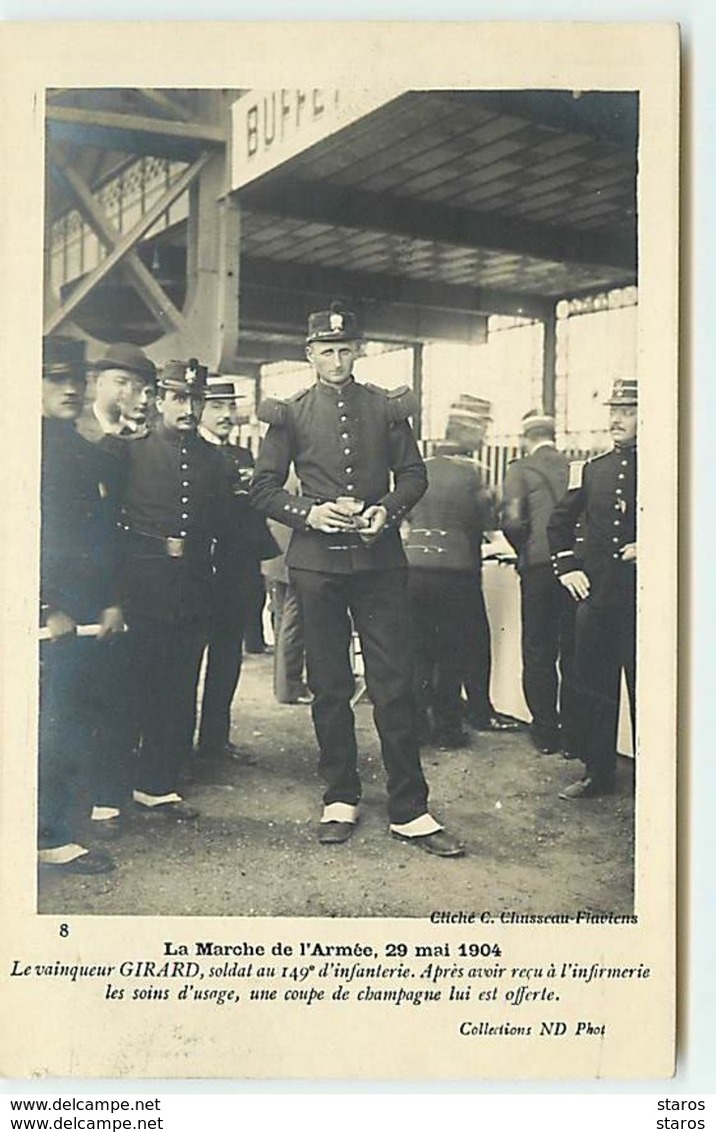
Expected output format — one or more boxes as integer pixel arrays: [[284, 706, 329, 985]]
[[0, 21, 679, 1079]]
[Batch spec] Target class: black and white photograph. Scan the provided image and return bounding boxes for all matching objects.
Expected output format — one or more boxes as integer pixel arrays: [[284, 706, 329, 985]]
[[0, 21, 678, 1081]]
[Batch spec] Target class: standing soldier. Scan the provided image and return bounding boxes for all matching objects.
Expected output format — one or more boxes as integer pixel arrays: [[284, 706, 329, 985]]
[[115, 358, 227, 819], [501, 409, 576, 755], [194, 377, 278, 766], [39, 336, 124, 873], [250, 302, 464, 857], [404, 401, 495, 749], [548, 378, 638, 799]]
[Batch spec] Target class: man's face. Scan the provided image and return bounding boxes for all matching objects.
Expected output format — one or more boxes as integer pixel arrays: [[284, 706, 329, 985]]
[[609, 404, 638, 445], [123, 378, 156, 426], [42, 374, 86, 421], [157, 388, 203, 432], [306, 339, 359, 385], [201, 397, 236, 440], [95, 367, 136, 417]]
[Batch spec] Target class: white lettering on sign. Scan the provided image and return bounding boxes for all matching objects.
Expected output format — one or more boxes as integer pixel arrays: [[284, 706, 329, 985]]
[[230, 87, 404, 190]]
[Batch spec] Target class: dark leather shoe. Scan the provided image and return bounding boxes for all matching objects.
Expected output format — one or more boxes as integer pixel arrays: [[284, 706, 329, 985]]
[[91, 816, 123, 842], [391, 829, 465, 858], [434, 728, 470, 749], [318, 821, 356, 844], [559, 777, 614, 800], [40, 849, 116, 875], [137, 800, 199, 820], [530, 726, 561, 754], [473, 712, 523, 733], [224, 742, 257, 766]]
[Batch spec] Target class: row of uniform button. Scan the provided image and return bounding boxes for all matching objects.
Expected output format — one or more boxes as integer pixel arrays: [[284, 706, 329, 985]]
[[611, 456, 631, 558], [179, 445, 190, 537], [337, 397, 356, 492]]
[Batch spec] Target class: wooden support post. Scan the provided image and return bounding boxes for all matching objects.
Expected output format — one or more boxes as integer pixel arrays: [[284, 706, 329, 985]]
[[542, 305, 557, 416], [412, 341, 424, 440]]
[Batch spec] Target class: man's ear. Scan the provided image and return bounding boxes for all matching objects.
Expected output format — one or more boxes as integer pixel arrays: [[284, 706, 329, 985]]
[[305, 344, 314, 364]]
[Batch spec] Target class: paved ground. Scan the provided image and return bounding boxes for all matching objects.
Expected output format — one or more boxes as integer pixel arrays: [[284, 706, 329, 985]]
[[37, 650, 635, 918]]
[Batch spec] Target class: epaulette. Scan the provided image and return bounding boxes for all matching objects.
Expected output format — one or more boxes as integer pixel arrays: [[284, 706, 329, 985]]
[[257, 387, 311, 427], [364, 383, 418, 423]]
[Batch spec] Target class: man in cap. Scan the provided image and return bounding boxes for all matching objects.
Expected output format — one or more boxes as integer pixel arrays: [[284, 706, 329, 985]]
[[548, 378, 638, 799], [250, 302, 463, 856], [404, 398, 494, 748], [38, 336, 125, 873], [194, 377, 279, 766], [501, 409, 576, 755], [77, 342, 157, 444], [113, 358, 227, 819]]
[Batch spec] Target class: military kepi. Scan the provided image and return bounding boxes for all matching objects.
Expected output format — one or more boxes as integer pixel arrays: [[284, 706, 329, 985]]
[[604, 377, 638, 405], [306, 300, 361, 343], [43, 335, 87, 380], [159, 358, 208, 395]]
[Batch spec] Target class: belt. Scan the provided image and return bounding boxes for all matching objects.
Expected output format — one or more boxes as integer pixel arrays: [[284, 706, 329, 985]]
[[121, 526, 210, 560]]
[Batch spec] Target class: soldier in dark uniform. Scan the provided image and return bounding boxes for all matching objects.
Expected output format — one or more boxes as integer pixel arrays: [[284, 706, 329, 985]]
[[249, 302, 464, 857], [404, 403, 495, 749], [501, 409, 576, 754], [114, 358, 227, 819], [547, 378, 638, 799], [194, 377, 279, 765], [39, 336, 125, 874]]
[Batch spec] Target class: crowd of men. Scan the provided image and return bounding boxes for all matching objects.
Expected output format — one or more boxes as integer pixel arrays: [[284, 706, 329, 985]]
[[38, 303, 638, 875]]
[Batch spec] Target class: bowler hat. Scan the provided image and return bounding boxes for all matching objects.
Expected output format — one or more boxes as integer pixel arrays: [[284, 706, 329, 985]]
[[307, 301, 361, 343], [159, 358, 208, 395], [604, 378, 638, 406], [94, 342, 157, 385], [43, 336, 87, 380]]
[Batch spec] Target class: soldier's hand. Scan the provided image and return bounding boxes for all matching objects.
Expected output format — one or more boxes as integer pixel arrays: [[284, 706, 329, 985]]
[[306, 501, 357, 533], [358, 505, 388, 544], [97, 606, 126, 639], [45, 611, 77, 640], [558, 570, 591, 601], [620, 542, 637, 563]]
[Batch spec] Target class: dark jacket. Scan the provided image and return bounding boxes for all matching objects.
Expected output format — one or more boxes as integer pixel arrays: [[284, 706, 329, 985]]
[[110, 425, 227, 623], [547, 443, 637, 608], [501, 444, 570, 571], [249, 378, 427, 574], [41, 419, 119, 623], [404, 453, 488, 573]]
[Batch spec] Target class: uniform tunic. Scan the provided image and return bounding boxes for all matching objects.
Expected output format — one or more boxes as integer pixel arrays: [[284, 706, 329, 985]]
[[249, 377, 430, 824], [501, 443, 576, 746], [196, 439, 279, 755], [403, 453, 490, 737], [547, 443, 637, 783], [111, 424, 228, 796]]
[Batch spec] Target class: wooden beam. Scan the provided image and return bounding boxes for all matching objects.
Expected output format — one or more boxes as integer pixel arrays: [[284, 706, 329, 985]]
[[46, 104, 226, 145], [542, 305, 557, 416], [242, 255, 552, 321], [50, 158, 187, 335], [44, 153, 211, 335], [240, 180, 636, 274], [137, 88, 194, 123]]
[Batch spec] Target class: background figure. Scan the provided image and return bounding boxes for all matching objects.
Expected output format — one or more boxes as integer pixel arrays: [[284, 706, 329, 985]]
[[404, 399, 495, 749], [195, 378, 280, 765], [73, 342, 158, 836], [77, 341, 157, 442], [39, 336, 125, 874], [262, 518, 311, 704], [250, 301, 463, 857], [501, 409, 576, 754], [548, 378, 638, 800]]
